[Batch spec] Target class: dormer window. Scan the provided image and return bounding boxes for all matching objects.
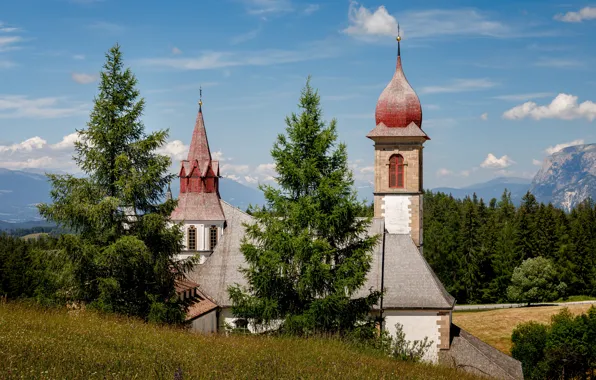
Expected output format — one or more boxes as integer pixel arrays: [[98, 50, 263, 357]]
[[188, 226, 197, 250], [389, 154, 405, 188]]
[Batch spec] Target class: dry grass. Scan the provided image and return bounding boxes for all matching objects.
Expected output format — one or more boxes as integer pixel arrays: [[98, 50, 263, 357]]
[[453, 304, 594, 355], [0, 302, 482, 379]]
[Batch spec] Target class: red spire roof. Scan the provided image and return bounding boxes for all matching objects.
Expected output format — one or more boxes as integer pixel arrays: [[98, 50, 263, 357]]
[[187, 106, 212, 163], [171, 97, 225, 222], [375, 38, 423, 129]]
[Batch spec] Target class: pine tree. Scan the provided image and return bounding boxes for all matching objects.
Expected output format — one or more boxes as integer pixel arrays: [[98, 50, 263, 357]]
[[458, 196, 481, 303], [38, 44, 186, 322], [228, 78, 380, 335]]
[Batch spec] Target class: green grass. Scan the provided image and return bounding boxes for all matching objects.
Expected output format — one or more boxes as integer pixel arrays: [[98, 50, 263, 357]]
[[555, 295, 596, 303], [0, 302, 481, 379]]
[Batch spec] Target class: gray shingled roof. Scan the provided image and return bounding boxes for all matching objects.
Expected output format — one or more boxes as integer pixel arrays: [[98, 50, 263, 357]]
[[191, 204, 454, 310], [439, 324, 523, 380], [355, 218, 455, 309], [188, 200, 252, 306]]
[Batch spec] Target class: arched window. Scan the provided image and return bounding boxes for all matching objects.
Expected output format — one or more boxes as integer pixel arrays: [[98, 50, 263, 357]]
[[389, 154, 405, 188], [188, 226, 197, 250]]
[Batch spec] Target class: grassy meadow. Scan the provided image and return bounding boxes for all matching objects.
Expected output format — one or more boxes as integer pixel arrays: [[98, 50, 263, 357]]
[[453, 304, 595, 355], [0, 302, 483, 379]]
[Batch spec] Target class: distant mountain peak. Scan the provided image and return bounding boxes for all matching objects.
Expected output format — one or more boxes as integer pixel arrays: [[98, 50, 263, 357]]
[[530, 143, 596, 211]]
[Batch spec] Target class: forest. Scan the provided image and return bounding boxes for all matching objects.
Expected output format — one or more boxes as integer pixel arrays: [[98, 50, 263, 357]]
[[423, 190, 596, 305]]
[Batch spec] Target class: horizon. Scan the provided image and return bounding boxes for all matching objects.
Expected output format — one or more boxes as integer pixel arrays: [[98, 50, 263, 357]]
[[1, 0, 595, 189]]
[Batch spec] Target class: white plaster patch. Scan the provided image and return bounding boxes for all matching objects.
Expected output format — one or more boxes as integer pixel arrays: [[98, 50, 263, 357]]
[[384, 310, 441, 363], [382, 195, 412, 234]]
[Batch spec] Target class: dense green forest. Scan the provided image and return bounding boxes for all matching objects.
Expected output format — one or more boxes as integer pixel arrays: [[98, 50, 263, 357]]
[[423, 190, 596, 305]]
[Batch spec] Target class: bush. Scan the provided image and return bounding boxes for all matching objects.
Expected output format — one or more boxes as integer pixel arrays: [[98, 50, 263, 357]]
[[511, 306, 596, 379], [511, 321, 549, 379]]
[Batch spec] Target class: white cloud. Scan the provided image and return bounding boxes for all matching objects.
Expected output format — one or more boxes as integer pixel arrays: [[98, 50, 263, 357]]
[[172, 47, 182, 55], [554, 6, 596, 22], [0, 156, 55, 170], [437, 168, 452, 177], [480, 112, 488, 121], [503, 93, 596, 121], [139, 45, 337, 70], [493, 92, 554, 101], [343, 2, 397, 37], [420, 79, 497, 94], [224, 174, 241, 181], [0, 36, 22, 52], [73, 54, 86, 60], [0, 95, 89, 119], [0, 134, 85, 172], [244, 175, 259, 184], [0, 60, 15, 69], [50, 133, 81, 150], [534, 58, 584, 68], [532, 159, 542, 166], [545, 139, 585, 155], [343, 2, 511, 40], [221, 164, 250, 174], [243, 0, 293, 15], [304, 4, 320, 15], [157, 140, 189, 162], [230, 28, 260, 45], [480, 153, 515, 169], [71, 72, 97, 84], [0, 137, 47, 153]]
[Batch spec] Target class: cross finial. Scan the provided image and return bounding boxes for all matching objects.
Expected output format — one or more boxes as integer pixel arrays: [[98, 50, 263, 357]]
[[199, 86, 203, 111], [396, 23, 401, 57]]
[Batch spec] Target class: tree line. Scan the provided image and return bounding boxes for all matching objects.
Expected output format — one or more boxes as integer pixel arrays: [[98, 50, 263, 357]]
[[423, 190, 596, 305]]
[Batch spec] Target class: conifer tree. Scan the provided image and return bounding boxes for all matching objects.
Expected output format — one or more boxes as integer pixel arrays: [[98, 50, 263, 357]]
[[38, 44, 186, 322], [228, 78, 380, 335]]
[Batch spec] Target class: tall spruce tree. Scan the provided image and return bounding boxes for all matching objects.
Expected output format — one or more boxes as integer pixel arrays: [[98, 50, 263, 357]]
[[38, 44, 186, 322], [228, 78, 380, 335]]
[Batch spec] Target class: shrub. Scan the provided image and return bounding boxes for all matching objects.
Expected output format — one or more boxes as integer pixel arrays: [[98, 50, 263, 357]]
[[511, 321, 549, 380]]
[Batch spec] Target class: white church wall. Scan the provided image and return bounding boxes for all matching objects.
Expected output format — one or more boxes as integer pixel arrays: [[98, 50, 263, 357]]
[[219, 308, 282, 334], [382, 195, 412, 234], [190, 310, 218, 334], [383, 310, 441, 363]]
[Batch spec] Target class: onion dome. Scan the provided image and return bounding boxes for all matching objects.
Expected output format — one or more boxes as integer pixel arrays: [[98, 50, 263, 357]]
[[375, 34, 422, 128]]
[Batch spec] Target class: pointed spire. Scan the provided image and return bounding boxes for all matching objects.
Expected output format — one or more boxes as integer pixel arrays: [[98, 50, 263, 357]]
[[166, 182, 172, 201], [187, 91, 212, 163]]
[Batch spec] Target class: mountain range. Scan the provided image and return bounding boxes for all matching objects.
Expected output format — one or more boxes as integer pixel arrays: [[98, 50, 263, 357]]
[[0, 144, 594, 225]]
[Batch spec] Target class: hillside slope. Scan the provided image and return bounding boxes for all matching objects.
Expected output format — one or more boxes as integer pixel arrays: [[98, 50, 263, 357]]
[[0, 302, 481, 379]]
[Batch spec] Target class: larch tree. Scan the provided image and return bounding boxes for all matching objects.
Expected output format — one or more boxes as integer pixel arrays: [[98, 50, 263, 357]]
[[38, 44, 187, 323], [228, 78, 380, 336]]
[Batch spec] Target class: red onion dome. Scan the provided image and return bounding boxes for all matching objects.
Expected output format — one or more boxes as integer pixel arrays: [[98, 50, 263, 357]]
[[375, 39, 422, 128]]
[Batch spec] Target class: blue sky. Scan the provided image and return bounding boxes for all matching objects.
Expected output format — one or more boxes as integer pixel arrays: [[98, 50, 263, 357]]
[[0, 0, 595, 190]]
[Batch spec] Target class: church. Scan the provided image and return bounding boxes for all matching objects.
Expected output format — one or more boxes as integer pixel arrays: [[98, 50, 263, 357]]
[[169, 36, 523, 379]]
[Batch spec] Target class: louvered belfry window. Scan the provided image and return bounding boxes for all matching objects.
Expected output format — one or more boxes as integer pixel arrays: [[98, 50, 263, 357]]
[[389, 154, 405, 188], [210, 226, 218, 250], [188, 226, 197, 250]]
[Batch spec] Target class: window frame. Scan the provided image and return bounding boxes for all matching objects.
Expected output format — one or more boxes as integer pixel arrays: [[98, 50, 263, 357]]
[[187, 225, 197, 250], [389, 154, 405, 189], [209, 225, 218, 250]]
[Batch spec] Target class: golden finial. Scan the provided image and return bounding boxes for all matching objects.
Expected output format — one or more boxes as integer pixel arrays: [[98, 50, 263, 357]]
[[199, 86, 203, 110], [396, 23, 401, 56]]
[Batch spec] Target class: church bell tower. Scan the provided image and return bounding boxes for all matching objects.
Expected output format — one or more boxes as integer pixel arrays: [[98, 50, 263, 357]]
[[367, 30, 429, 250]]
